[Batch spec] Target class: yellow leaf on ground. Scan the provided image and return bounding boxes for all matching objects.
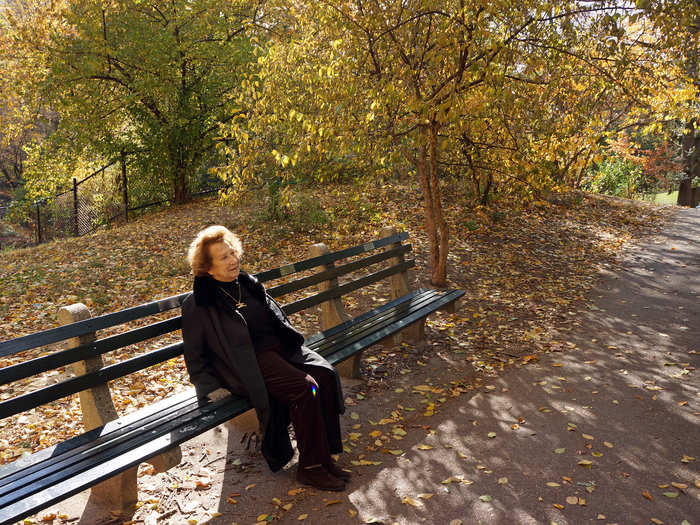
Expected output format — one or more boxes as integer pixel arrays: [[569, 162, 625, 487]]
[[288, 488, 304, 496], [671, 482, 688, 489], [256, 515, 268, 521], [553, 504, 564, 509], [547, 482, 561, 487], [209, 512, 222, 518], [283, 503, 293, 511], [417, 444, 433, 450], [325, 499, 341, 506], [566, 496, 578, 504], [388, 449, 403, 455], [402, 497, 420, 507], [450, 520, 463, 525], [245, 483, 256, 490], [604, 441, 614, 448], [650, 519, 663, 525], [297, 514, 308, 521], [582, 434, 594, 440], [418, 493, 434, 499], [40, 514, 56, 522], [498, 477, 508, 485]]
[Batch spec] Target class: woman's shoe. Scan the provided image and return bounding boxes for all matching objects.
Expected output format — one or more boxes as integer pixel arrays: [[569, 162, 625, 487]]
[[297, 466, 346, 491], [324, 460, 351, 481]]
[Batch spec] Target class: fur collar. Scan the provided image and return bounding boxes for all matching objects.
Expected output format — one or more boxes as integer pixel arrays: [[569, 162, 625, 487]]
[[192, 271, 260, 307]]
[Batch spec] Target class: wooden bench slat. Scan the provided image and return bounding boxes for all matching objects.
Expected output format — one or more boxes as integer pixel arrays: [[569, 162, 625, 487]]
[[0, 396, 250, 525], [283, 260, 415, 315], [323, 289, 465, 365], [0, 396, 202, 499], [0, 343, 183, 420], [267, 244, 411, 299], [0, 389, 196, 479], [310, 290, 442, 354], [0, 295, 187, 358], [255, 232, 409, 283], [0, 317, 182, 386]]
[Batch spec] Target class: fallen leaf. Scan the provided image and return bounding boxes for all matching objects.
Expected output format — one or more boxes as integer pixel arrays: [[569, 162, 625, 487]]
[[662, 492, 679, 498], [417, 444, 433, 450], [566, 496, 578, 505], [283, 503, 293, 511], [297, 514, 308, 521], [245, 483, 256, 491], [650, 519, 664, 525], [418, 493, 434, 499], [553, 503, 564, 509], [351, 412, 359, 420], [209, 512, 222, 518], [577, 460, 593, 468], [603, 442, 614, 448], [681, 455, 695, 463], [388, 449, 403, 455], [547, 482, 561, 487], [40, 514, 56, 522], [642, 490, 652, 500], [325, 499, 341, 506], [498, 477, 508, 484], [479, 495, 492, 502], [487, 432, 497, 439], [226, 497, 238, 504], [554, 448, 566, 454], [256, 515, 268, 522], [401, 497, 420, 507], [288, 488, 304, 496], [671, 482, 688, 490], [449, 521, 463, 525], [582, 434, 594, 440], [348, 509, 357, 517]]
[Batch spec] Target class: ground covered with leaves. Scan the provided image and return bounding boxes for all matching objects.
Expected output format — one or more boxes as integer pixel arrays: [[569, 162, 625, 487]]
[[3, 181, 694, 525]]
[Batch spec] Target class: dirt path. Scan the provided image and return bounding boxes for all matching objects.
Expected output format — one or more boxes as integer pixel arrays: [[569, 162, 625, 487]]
[[22, 208, 698, 525]]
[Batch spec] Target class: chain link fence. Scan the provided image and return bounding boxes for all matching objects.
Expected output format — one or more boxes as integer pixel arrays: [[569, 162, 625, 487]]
[[4, 154, 227, 246]]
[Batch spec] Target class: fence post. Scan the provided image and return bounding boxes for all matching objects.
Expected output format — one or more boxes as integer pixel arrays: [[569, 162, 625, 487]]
[[121, 151, 128, 222], [72, 177, 79, 237], [35, 201, 41, 244]]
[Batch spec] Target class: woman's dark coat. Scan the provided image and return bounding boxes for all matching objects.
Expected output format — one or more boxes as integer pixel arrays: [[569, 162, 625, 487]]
[[181, 271, 345, 472]]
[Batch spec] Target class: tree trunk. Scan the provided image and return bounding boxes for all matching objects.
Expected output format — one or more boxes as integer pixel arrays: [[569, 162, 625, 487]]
[[416, 143, 440, 283], [173, 158, 190, 204], [429, 123, 448, 287], [677, 118, 699, 207]]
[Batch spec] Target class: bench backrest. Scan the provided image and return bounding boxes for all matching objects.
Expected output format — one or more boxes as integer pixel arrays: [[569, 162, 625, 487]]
[[0, 231, 413, 421]]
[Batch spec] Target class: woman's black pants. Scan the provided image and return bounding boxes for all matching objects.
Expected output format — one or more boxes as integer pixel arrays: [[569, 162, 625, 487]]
[[256, 350, 343, 468]]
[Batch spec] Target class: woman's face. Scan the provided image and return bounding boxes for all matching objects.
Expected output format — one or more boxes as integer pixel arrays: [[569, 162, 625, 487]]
[[207, 240, 240, 282]]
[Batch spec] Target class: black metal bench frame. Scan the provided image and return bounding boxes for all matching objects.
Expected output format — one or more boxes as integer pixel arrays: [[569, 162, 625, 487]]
[[0, 229, 463, 524]]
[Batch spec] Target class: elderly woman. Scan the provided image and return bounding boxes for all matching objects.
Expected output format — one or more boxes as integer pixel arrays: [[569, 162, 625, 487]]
[[181, 225, 348, 491]]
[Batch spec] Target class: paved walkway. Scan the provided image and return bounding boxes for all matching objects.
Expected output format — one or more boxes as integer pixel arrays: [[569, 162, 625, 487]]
[[336, 207, 700, 524]]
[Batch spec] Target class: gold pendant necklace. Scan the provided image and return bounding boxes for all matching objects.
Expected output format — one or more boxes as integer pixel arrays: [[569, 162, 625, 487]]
[[219, 281, 247, 309]]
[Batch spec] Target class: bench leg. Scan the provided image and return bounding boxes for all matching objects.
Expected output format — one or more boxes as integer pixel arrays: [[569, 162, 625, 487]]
[[90, 466, 138, 511], [438, 298, 459, 314], [336, 352, 363, 379], [226, 408, 260, 435], [397, 316, 426, 344], [148, 446, 183, 473]]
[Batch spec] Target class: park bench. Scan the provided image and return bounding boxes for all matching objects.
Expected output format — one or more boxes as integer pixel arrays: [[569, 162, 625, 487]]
[[0, 227, 464, 524]]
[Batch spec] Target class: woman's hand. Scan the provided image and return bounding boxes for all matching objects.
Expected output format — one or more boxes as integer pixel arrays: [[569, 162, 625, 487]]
[[207, 387, 231, 402]]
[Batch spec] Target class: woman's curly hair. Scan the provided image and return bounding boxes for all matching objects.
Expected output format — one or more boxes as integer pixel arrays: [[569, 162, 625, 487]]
[[187, 225, 243, 277]]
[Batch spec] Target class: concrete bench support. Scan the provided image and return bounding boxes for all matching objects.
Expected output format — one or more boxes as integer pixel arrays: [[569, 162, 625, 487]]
[[309, 242, 357, 378], [380, 226, 425, 343], [57, 303, 181, 511]]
